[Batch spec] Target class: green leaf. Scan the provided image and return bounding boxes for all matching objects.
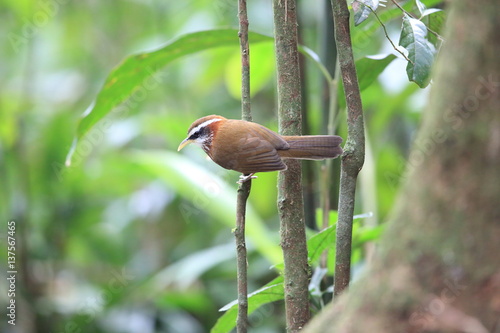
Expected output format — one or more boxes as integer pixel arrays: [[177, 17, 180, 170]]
[[421, 9, 445, 47], [338, 54, 396, 108], [352, 0, 381, 26], [314, 208, 338, 230], [353, 224, 384, 245], [415, 0, 427, 15], [211, 212, 383, 333], [399, 15, 435, 87], [211, 215, 340, 333], [350, 0, 442, 51], [212, 277, 284, 333], [356, 54, 397, 91], [417, 0, 444, 12], [307, 225, 336, 265], [66, 29, 272, 165]]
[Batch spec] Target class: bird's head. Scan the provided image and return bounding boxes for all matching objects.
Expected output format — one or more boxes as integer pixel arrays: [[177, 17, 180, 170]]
[[177, 115, 226, 153]]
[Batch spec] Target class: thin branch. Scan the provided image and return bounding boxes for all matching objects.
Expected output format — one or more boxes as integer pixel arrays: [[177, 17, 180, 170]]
[[235, 182, 250, 333], [330, 0, 365, 296], [236, 0, 251, 332], [239, 0, 251, 123], [363, 3, 414, 64]]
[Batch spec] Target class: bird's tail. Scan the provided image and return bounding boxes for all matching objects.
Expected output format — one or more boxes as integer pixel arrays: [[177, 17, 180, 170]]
[[280, 135, 343, 160]]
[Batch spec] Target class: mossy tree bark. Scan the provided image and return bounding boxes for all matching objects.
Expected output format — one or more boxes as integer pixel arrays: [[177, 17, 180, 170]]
[[303, 1, 500, 332], [272, 0, 311, 331]]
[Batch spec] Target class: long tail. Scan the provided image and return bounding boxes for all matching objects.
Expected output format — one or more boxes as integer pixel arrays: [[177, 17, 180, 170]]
[[279, 135, 343, 160]]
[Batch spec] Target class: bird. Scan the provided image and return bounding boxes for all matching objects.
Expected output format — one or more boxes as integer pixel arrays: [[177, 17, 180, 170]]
[[178, 115, 343, 183]]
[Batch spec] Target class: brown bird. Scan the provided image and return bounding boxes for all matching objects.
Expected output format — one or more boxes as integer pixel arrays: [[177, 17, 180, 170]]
[[178, 115, 343, 182]]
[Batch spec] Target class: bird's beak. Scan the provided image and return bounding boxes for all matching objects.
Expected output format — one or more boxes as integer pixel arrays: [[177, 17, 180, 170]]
[[177, 138, 192, 151]]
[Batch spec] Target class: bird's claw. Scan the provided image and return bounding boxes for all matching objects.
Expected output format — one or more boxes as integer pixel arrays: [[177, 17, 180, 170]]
[[237, 173, 257, 184]]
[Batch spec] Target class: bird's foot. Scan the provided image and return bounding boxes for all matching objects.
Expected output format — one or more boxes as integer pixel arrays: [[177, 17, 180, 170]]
[[237, 173, 257, 184]]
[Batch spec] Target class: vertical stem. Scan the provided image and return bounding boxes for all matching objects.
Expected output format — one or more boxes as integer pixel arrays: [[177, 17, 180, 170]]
[[239, 0, 251, 123], [235, 182, 250, 333], [236, 0, 251, 332], [272, 0, 311, 331], [330, 0, 365, 296]]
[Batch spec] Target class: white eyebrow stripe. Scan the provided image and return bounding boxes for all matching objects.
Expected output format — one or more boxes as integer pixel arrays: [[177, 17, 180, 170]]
[[188, 118, 222, 137]]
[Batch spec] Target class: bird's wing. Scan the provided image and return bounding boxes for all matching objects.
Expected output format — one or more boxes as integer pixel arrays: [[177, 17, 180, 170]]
[[247, 122, 290, 151], [230, 136, 287, 174]]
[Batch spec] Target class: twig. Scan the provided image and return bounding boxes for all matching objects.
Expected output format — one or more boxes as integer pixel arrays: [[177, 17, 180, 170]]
[[330, 0, 365, 296], [236, 0, 251, 331], [362, 3, 414, 64], [239, 0, 251, 123]]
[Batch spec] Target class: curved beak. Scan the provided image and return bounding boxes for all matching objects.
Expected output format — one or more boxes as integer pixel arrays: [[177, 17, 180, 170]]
[[177, 138, 192, 151]]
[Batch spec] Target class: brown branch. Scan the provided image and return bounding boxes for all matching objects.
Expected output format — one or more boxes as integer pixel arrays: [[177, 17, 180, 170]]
[[236, 0, 251, 332], [330, 0, 365, 296], [272, 0, 311, 331], [239, 0, 251, 123], [235, 182, 250, 333]]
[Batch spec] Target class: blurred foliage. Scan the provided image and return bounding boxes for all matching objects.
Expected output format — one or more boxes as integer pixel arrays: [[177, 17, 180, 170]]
[[0, 0, 443, 332]]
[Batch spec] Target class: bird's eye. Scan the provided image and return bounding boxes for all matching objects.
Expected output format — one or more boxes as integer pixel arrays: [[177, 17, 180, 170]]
[[189, 126, 208, 140], [189, 131, 200, 140]]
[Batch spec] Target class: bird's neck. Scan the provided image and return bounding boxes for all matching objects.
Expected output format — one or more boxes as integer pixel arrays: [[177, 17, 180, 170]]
[[201, 120, 223, 156]]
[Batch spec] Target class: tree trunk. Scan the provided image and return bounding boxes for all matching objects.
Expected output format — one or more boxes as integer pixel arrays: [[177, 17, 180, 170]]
[[303, 1, 500, 332], [272, 0, 311, 331]]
